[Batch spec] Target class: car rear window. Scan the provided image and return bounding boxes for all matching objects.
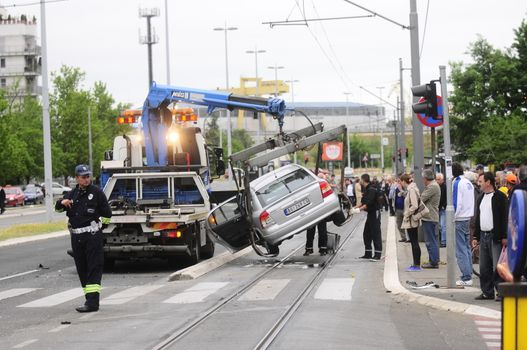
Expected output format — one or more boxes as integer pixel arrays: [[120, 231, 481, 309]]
[[256, 169, 315, 207]]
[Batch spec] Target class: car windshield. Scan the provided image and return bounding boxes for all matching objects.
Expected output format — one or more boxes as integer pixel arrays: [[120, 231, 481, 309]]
[[24, 188, 39, 193], [255, 169, 314, 207]]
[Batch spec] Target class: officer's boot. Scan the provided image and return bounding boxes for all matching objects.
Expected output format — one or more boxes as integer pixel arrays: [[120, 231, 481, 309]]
[[76, 292, 99, 313]]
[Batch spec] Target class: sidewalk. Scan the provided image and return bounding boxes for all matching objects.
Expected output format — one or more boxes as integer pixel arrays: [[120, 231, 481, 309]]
[[384, 216, 501, 319]]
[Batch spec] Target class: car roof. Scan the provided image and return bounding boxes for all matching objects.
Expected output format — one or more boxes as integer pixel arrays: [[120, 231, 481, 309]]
[[250, 164, 315, 191]]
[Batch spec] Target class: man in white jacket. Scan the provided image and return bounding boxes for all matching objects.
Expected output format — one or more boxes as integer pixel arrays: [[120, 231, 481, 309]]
[[452, 162, 475, 286]]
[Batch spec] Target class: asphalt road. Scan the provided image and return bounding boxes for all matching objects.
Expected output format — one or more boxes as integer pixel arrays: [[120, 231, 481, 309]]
[[0, 204, 66, 229], [0, 214, 489, 350]]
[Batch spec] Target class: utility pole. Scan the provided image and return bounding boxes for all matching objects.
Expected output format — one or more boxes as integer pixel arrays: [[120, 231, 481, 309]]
[[439, 65, 456, 289], [139, 8, 160, 88], [267, 63, 284, 97], [246, 47, 266, 142], [376, 87, 385, 172], [399, 57, 409, 173], [40, 0, 53, 222], [88, 106, 93, 174], [164, 0, 170, 84], [409, 0, 424, 189], [344, 92, 352, 169]]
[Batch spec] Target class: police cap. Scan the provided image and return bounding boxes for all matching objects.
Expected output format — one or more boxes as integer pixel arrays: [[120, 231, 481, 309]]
[[75, 164, 92, 176]]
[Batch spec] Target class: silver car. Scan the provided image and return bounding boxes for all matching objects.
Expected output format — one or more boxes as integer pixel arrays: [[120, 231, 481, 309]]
[[206, 164, 342, 253]]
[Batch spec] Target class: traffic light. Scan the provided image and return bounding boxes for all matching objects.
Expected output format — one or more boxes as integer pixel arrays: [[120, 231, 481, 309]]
[[411, 82, 438, 118], [397, 149, 402, 162]]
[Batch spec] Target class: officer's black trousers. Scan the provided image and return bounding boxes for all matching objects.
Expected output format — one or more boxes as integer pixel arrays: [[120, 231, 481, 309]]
[[306, 221, 328, 250], [363, 210, 382, 257], [71, 230, 104, 306]]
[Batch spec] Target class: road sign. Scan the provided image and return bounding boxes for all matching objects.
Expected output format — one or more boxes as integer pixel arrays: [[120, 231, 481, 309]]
[[416, 95, 444, 128], [370, 153, 381, 159], [382, 137, 389, 146], [321, 142, 343, 161]]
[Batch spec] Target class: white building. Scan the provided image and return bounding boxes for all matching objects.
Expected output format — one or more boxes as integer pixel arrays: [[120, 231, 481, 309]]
[[0, 7, 41, 101]]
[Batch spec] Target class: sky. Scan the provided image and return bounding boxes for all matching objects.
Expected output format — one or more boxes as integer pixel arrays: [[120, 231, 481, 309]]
[[3, 0, 527, 117]]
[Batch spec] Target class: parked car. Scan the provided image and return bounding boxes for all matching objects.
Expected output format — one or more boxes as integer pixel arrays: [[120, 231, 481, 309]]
[[40, 182, 72, 196], [4, 186, 25, 207], [24, 186, 44, 205], [206, 164, 343, 253]]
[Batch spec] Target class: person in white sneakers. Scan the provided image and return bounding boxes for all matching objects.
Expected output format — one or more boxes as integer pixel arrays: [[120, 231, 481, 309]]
[[452, 162, 475, 286]]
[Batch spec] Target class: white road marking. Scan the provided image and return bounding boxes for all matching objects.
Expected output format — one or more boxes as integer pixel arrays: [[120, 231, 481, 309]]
[[485, 342, 501, 347], [239, 279, 290, 301], [475, 320, 501, 327], [0, 270, 40, 282], [478, 327, 501, 332], [48, 324, 71, 333], [12, 339, 38, 348], [314, 278, 355, 301], [163, 282, 228, 304], [101, 285, 164, 305], [17, 288, 84, 308], [0, 288, 40, 301], [482, 334, 501, 340]]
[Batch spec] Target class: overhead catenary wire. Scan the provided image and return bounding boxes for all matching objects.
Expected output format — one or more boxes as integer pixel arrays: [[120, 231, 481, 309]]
[[1, 0, 69, 8], [419, 0, 431, 58]]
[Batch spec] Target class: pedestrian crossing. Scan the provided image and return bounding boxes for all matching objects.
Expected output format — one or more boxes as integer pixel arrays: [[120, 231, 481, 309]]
[[473, 316, 501, 349], [1, 277, 355, 309]]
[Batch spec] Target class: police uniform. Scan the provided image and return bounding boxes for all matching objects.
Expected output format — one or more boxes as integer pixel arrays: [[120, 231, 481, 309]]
[[360, 182, 382, 259], [55, 165, 111, 312]]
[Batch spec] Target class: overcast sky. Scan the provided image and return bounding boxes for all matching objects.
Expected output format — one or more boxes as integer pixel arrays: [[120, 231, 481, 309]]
[[4, 0, 527, 115]]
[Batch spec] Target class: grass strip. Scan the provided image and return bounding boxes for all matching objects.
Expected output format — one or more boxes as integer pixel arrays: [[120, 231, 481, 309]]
[[0, 220, 68, 242]]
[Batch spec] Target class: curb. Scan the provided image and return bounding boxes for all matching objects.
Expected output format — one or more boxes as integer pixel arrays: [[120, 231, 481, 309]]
[[0, 230, 69, 248], [0, 209, 46, 219], [383, 216, 501, 320], [168, 246, 253, 281]]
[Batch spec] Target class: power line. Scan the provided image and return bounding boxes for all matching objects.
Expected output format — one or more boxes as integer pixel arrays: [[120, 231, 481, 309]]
[[419, 0, 430, 58], [341, 0, 409, 30], [1, 0, 70, 8]]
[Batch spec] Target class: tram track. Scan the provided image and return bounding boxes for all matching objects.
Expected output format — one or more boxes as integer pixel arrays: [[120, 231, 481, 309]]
[[151, 215, 364, 350]]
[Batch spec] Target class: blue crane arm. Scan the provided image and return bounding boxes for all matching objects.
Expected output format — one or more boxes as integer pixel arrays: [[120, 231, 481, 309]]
[[141, 83, 289, 167]]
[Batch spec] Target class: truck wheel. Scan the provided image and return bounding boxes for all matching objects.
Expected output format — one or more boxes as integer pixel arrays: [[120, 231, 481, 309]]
[[200, 239, 215, 259], [104, 258, 115, 270]]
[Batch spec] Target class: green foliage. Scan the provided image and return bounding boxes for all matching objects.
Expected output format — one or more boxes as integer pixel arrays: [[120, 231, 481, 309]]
[[449, 19, 527, 160]]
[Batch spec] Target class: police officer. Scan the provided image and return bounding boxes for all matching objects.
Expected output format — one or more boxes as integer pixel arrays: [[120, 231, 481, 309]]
[[355, 173, 382, 260], [55, 165, 111, 313]]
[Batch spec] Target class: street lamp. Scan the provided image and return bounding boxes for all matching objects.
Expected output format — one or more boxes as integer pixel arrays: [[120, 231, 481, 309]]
[[343, 92, 352, 169], [246, 47, 266, 142], [213, 24, 237, 161], [286, 78, 299, 162], [267, 64, 285, 97], [376, 86, 385, 172]]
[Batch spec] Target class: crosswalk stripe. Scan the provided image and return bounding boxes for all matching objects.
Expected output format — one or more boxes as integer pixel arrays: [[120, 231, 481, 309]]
[[478, 327, 500, 332], [314, 278, 355, 301], [17, 288, 84, 308], [163, 282, 229, 304], [0, 288, 40, 302], [475, 320, 501, 327], [101, 285, 164, 305], [239, 279, 290, 301], [482, 334, 501, 340]]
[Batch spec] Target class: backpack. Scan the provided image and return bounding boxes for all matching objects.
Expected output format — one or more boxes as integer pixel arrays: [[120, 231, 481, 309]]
[[376, 183, 386, 209]]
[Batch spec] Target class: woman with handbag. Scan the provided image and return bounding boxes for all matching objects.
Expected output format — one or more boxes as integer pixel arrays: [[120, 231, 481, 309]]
[[400, 174, 429, 272]]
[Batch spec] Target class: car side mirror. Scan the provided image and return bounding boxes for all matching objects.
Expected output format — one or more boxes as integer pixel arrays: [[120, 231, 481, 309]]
[[216, 160, 226, 176]]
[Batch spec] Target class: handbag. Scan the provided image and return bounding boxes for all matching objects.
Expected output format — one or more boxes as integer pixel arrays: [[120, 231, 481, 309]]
[[412, 198, 429, 221]]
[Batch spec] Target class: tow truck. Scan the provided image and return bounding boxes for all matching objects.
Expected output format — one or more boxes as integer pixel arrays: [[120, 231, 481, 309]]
[[99, 83, 288, 267]]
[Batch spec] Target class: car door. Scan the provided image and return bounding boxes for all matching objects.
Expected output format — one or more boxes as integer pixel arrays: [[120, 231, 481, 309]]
[[206, 194, 251, 252]]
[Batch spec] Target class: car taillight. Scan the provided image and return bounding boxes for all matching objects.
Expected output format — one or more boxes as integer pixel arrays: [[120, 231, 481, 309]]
[[319, 181, 333, 198], [259, 211, 276, 228]]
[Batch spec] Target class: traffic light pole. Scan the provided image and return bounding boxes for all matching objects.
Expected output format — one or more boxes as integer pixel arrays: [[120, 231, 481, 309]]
[[409, 0, 424, 190], [439, 65, 456, 289]]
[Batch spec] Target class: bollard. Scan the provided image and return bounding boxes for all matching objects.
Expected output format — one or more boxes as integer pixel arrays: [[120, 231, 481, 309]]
[[499, 282, 527, 350]]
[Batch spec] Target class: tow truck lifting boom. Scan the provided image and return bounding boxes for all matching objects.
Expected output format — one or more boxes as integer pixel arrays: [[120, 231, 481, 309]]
[[142, 83, 288, 167]]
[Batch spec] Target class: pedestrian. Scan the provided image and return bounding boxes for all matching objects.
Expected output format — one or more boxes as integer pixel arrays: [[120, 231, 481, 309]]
[[354, 178, 362, 206], [509, 165, 527, 199], [303, 151, 309, 166], [304, 220, 328, 256], [475, 164, 485, 176], [55, 165, 112, 313], [0, 185, 5, 214], [388, 176, 397, 216], [420, 169, 441, 269], [400, 174, 425, 271], [452, 162, 475, 286], [328, 174, 338, 192], [436, 173, 447, 248], [472, 172, 508, 301], [382, 177, 390, 212], [394, 177, 408, 242], [346, 178, 356, 207], [499, 173, 518, 197], [355, 173, 382, 260]]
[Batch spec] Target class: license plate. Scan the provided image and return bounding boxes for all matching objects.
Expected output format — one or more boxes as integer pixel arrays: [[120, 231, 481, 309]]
[[284, 198, 310, 216]]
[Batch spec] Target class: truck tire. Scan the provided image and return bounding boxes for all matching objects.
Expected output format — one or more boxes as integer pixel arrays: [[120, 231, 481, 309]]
[[200, 238, 215, 259]]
